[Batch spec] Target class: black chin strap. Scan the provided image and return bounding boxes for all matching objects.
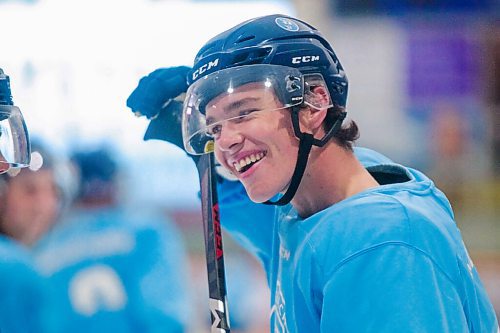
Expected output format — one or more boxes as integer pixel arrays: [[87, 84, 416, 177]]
[[263, 107, 346, 206], [263, 133, 314, 206]]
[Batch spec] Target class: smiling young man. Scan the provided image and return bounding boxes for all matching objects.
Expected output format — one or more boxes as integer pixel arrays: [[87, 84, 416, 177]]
[[127, 15, 498, 333], [199, 79, 378, 217]]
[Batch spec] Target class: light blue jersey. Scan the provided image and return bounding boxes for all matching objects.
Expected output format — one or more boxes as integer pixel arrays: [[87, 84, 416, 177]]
[[33, 208, 192, 333], [218, 147, 499, 332], [0, 236, 58, 333], [218, 148, 395, 275]]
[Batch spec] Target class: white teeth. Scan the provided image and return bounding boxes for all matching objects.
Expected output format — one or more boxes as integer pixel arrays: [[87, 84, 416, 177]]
[[233, 152, 265, 173]]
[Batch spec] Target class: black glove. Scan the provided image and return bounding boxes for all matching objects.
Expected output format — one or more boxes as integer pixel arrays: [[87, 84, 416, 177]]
[[126, 66, 191, 153]]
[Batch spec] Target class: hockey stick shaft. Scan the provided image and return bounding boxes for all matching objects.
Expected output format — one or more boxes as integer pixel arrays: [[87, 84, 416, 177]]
[[196, 153, 230, 332]]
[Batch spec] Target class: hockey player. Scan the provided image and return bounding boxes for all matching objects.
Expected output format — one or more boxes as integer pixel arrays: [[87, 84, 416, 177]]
[[0, 68, 59, 332], [34, 146, 192, 333], [127, 15, 499, 332], [0, 68, 30, 174], [0, 140, 67, 247]]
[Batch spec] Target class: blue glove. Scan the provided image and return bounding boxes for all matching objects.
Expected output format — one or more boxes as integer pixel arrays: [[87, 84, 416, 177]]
[[143, 99, 185, 151], [127, 66, 190, 119], [126, 66, 191, 151], [127, 66, 238, 181]]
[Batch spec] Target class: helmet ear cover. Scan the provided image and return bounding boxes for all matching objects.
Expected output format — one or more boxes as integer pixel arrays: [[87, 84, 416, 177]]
[[292, 74, 346, 147], [303, 74, 333, 110]]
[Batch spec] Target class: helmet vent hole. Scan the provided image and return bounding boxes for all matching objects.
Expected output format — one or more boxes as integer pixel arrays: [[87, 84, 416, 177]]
[[232, 53, 249, 65], [235, 35, 255, 44], [230, 48, 272, 66]]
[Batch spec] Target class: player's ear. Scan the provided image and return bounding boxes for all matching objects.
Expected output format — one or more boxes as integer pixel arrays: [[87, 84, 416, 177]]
[[300, 86, 329, 133]]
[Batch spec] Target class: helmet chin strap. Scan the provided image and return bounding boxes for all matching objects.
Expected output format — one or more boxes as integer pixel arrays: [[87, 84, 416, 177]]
[[264, 106, 346, 206]]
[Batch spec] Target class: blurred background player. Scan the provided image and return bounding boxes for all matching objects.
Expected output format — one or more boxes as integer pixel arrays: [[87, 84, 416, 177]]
[[33, 144, 193, 332], [0, 139, 72, 247], [0, 68, 59, 332]]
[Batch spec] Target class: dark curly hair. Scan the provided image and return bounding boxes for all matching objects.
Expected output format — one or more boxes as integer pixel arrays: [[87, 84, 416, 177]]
[[324, 105, 359, 151]]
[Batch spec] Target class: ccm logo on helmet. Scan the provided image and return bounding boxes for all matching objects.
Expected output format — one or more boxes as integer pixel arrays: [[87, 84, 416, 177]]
[[192, 59, 219, 81], [292, 55, 320, 64]]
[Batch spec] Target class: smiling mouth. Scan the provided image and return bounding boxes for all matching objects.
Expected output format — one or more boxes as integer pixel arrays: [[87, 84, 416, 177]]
[[233, 152, 266, 173]]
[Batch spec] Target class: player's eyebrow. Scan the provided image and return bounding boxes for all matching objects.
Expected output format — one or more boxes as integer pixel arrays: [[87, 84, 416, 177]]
[[206, 97, 260, 125]]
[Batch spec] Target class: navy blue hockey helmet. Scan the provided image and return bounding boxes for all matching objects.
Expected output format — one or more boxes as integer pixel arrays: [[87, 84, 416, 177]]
[[188, 14, 348, 107], [182, 15, 348, 205], [70, 147, 118, 202]]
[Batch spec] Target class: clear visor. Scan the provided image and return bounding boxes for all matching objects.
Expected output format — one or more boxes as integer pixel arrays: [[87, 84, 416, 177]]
[[0, 105, 30, 173], [182, 64, 306, 155]]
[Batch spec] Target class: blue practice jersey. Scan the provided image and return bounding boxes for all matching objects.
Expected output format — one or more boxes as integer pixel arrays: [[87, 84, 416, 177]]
[[218, 147, 499, 333], [33, 208, 192, 333], [0, 236, 59, 333]]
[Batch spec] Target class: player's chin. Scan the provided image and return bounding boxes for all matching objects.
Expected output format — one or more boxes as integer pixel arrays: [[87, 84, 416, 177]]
[[243, 184, 276, 203]]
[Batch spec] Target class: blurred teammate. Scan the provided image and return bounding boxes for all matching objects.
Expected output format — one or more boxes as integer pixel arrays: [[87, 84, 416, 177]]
[[0, 68, 59, 332], [127, 15, 499, 332], [0, 140, 68, 246], [34, 145, 192, 332]]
